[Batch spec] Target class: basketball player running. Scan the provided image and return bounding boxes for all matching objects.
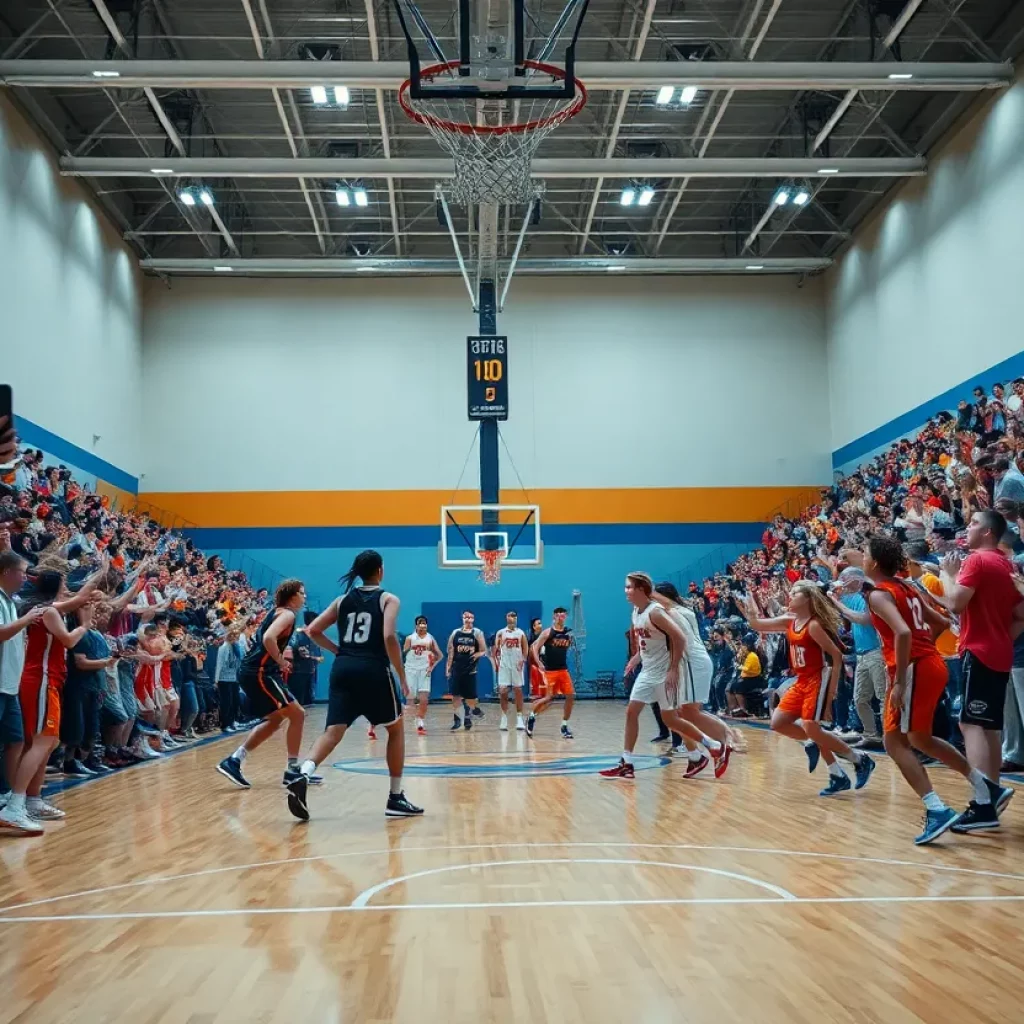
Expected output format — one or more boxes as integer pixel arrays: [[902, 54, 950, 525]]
[[405, 615, 443, 735], [600, 574, 726, 779], [653, 583, 733, 777], [216, 580, 308, 790], [446, 611, 487, 730], [526, 607, 576, 739], [494, 610, 528, 731], [287, 550, 422, 820], [862, 535, 1011, 843], [738, 582, 875, 796]]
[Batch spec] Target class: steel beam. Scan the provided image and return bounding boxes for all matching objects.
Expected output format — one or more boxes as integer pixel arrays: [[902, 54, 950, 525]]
[[0, 60, 1011, 91], [61, 156, 927, 179]]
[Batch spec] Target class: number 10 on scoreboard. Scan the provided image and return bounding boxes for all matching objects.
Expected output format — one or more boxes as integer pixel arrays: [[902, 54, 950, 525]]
[[467, 335, 509, 420]]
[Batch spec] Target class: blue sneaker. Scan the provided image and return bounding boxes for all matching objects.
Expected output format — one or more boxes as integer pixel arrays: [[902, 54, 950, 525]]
[[819, 772, 851, 797], [805, 742, 820, 774], [986, 778, 1014, 815], [854, 754, 875, 790], [914, 807, 962, 846], [525, 713, 536, 738]]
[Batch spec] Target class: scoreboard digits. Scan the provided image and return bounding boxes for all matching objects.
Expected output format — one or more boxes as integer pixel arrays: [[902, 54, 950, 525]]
[[467, 335, 508, 420]]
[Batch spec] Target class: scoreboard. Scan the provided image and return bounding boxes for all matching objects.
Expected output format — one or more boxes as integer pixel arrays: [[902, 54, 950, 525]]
[[467, 335, 508, 420]]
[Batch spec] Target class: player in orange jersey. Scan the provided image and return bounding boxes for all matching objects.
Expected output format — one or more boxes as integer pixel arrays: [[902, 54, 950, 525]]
[[738, 581, 875, 796], [526, 607, 576, 739], [858, 534, 1012, 843]]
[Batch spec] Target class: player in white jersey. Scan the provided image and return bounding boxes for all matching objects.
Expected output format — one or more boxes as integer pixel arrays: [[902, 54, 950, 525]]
[[652, 582, 732, 777], [404, 615, 444, 735], [493, 610, 529, 731], [601, 572, 728, 780]]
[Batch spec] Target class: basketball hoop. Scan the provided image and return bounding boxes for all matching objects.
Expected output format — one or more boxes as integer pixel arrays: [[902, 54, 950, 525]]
[[479, 548, 507, 585], [398, 59, 587, 206]]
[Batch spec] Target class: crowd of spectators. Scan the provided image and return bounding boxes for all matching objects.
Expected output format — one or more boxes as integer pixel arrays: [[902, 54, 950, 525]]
[[0, 419, 320, 836], [683, 378, 1024, 773]]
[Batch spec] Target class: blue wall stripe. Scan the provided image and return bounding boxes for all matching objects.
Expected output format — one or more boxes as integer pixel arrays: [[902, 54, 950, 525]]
[[13, 415, 138, 494], [183, 521, 768, 550], [832, 349, 1024, 471]]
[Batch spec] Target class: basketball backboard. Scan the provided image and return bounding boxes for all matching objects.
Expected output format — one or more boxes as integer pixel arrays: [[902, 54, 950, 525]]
[[440, 503, 543, 570]]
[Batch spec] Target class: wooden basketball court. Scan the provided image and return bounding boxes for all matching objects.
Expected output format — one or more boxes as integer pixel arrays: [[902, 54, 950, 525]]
[[1, 703, 1021, 1024]]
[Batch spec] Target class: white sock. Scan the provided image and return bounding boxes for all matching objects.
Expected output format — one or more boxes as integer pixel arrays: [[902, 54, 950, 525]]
[[827, 761, 846, 779], [390, 777, 402, 795], [26, 796, 44, 812], [701, 735, 722, 754], [687, 748, 704, 763], [622, 751, 634, 765], [562, 719, 570, 728], [803, 739, 816, 749], [969, 768, 992, 804], [6, 793, 26, 814], [416, 718, 424, 728], [287, 756, 298, 769], [233, 746, 247, 762], [300, 759, 317, 777], [922, 792, 946, 812]]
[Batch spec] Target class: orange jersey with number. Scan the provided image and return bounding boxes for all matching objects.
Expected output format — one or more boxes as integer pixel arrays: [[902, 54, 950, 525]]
[[787, 619, 825, 679], [865, 579, 936, 670]]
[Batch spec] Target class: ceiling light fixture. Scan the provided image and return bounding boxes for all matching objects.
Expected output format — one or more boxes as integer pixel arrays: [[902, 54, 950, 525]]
[[334, 85, 350, 108], [656, 86, 674, 106], [177, 189, 196, 206], [638, 186, 656, 207], [793, 189, 811, 206], [888, 73, 913, 80], [198, 188, 214, 207], [619, 186, 636, 207], [679, 85, 698, 105], [607, 265, 627, 272], [310, 85, 328, 105], [772, 186, 792, 207], [214, 266, 233, 272], [353, 187, 368, 208], [818, 168, 840, 175], [746, 264, 765, 270], [336, 186, 351, 206], [92, 70, 120, 78], [151, 168, 174, 175]]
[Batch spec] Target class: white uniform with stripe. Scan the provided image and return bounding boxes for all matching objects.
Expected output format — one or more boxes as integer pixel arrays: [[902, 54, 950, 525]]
[[404, 632, 436, 693], [668, 604, 714, 705], [495, 627, 527, 689], [630, 602, 676, 707]]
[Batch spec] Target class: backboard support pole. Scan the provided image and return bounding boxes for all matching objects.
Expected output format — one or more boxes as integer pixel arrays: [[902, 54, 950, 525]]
[[478, 280, 500, 546]]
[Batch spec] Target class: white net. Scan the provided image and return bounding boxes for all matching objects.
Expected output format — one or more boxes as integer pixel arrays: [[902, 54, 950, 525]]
[[399, 59, 586, 206]]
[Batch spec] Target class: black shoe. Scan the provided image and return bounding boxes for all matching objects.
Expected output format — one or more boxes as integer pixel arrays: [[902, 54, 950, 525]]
[[63, 759, 95, 778], [450, 714, 461, 731], [819, 772, 852, 797], [854, 754, 875, 791], [83, 756, 113, 775], [463, 715, 473, 731], [471, 706, 484, 718], [525, 713, 536, 738], [650, 732, 671, 743], [286, 773, 309, 821], [951, 800, 1000, 832], [216, 756, 251, 789], [386, 791, 424, 817], [805, 743, 820, 774], [985, 778, 1014, 815]]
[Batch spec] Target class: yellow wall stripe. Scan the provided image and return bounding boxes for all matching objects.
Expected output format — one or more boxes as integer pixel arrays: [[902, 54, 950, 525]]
[[139, 486, 821, 530]]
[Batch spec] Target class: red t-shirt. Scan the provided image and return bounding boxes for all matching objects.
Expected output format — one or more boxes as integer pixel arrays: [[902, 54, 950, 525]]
[[958, 549, 1020, 672]]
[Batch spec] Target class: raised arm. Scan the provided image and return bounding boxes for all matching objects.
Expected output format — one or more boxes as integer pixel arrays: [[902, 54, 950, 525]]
[[307, 600, 340, 656], [939, 553, 973, 614], [830, 592, 872, 626], [736, 593, 793, 634], [44, 606, 87, 650]]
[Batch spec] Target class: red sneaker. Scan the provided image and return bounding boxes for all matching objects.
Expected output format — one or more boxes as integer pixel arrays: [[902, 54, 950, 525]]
[[599, 759, 635, 779], [416, 726, 426, 736], [683, 754, 710, 778], [713, 744, 732, 779], [367, 727, 377, 740]]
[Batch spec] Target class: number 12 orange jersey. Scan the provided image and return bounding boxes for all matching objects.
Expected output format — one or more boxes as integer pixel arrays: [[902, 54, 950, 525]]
[[864, 579, 936, 670]]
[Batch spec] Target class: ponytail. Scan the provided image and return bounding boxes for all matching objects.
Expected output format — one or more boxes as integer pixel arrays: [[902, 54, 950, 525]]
[[340, 549, 383, 592]]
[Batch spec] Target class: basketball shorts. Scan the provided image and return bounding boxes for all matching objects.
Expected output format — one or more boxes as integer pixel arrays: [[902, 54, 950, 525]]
[[21, 675, 60, 740], [239, 664, 294, 720], [680, 654, 714, 705], [497, 659, 525, 690], [628, 669, 675, 708], [960, 650, 1009, 730], [883, 655, 948, 735], [328, 658, 402, 728], [449, 670, 478, 701], [406, 664, 432, 693], [777, 671, 829, 722], [542, 668, 574, 697], [529, 665, 544, 695]]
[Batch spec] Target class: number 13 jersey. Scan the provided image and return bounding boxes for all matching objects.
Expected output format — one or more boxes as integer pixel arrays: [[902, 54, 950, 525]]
[[335, 586, 388, 665]]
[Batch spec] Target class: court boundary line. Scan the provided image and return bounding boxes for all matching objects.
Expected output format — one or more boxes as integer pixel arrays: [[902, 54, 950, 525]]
[[3, 841, 1024, 918]]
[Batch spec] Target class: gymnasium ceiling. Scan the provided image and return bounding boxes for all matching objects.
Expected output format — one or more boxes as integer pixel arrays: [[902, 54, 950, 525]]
[[1, 0, 1023, 277]]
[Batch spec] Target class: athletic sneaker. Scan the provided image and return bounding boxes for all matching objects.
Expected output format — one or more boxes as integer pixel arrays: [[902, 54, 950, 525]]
[[525, 713, 536, 738], [650, 732, 670, 743], [854, 754, 876, 791], [471, 706, 484, 719], [986, 779, 1014, 815], [819, 773, 852, 797], [684, 754, 710, 778], [367, 726, 377, 740], [599, 759, 635, 780], [713, 744, 732, 779], [83, 756, 113, 775], [805, 743, 820, 774], [282, 767, 322, 787], [44, 764, 62, 777], [516, 714, 525, 731], [28, 801, 66, 821], [216, 756, 251, 789], [63, 759, 95, 779], [951, 800, 1000, 832], [463, 715, 473, 731], [286, 773, 309, 821], [386, 791, 424, 817], [915, 807, 962, 846], [499, 714, 508, 731], [417, 724, 427, 736], [561, 723, 574, 739], [450, 715, 461, 732], [0, 806, 44, 836]]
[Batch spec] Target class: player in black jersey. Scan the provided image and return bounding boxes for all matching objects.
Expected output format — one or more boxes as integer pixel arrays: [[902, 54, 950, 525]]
[[526, 607, 576, 739], [216, 579, 308, 790], [445, 610, 487, 730], [286, 550, 422, 820]]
